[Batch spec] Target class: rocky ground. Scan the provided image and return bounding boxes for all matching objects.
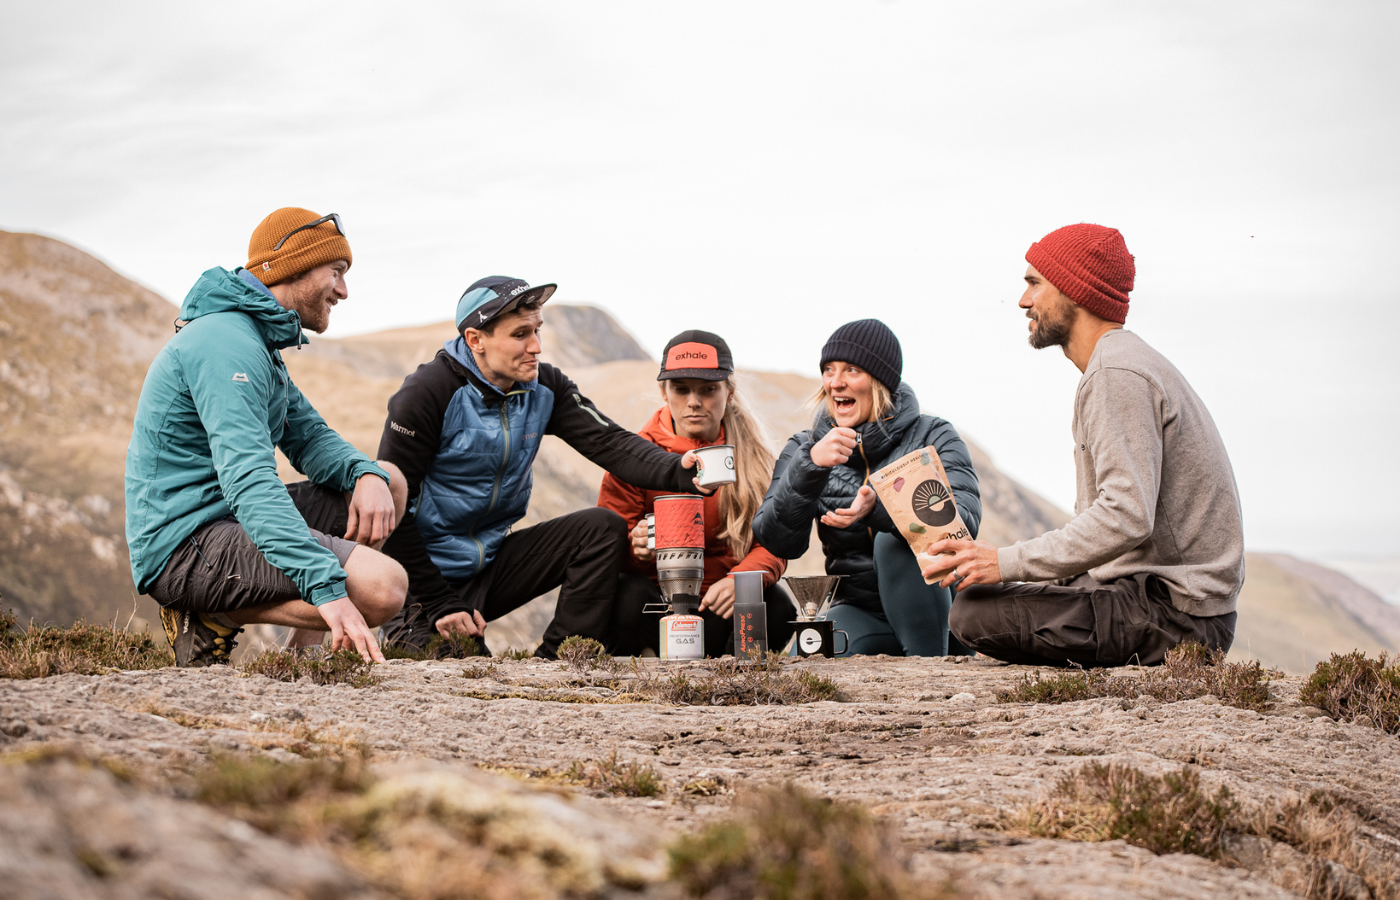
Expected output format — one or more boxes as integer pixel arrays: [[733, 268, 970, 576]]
[[2, 655, 1398, 899]]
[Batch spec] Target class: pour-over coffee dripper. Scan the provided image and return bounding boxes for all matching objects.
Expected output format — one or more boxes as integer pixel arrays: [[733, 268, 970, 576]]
[[781, 575, 843, 621]]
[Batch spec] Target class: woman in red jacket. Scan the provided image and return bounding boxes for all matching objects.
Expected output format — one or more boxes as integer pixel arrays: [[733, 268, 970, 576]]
[[600, 330, 794, 657]]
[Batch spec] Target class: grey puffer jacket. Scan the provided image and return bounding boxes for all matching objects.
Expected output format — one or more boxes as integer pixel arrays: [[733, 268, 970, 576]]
[[752, 383, 981, 614]]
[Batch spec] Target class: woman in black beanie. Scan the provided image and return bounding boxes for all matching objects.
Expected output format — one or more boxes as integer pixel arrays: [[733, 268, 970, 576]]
[[753, 319, 981, 656]]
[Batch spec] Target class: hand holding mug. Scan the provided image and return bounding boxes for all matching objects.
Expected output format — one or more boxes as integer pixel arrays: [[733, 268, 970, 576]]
[[679, 449, 717, 495], [630, 520, 655, 562], [810, 427, 860, 467]]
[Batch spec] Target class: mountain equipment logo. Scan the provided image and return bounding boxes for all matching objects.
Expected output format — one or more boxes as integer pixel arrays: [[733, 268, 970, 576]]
[[232, 372, 250, 383], [390, 421, 416, 437]]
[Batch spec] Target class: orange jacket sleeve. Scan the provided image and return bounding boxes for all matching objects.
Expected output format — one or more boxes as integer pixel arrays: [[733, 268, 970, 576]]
[[729, 541, 787, 587]]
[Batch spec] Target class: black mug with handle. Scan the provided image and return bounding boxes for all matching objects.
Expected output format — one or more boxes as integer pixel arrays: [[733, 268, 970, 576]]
[[792, 619, 849, 658]]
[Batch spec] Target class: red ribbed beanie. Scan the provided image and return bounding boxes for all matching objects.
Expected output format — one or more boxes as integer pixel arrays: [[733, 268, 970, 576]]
[[1025, 224, 1135, 324]]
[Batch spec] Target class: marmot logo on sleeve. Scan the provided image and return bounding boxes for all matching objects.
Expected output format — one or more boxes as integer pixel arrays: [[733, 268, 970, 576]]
[[390, 421, 417, 437], [232, 372, 250, 383]]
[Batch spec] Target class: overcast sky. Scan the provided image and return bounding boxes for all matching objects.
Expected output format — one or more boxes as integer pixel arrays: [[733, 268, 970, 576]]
[[3, 0, 1397, 560]]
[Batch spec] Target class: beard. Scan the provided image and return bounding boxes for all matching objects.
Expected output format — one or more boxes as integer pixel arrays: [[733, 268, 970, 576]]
[[1028, 306, 1073, 349], [283, 277, 334, 334]]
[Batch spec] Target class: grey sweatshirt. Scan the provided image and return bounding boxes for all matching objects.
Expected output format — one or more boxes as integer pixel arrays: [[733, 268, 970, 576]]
[[998, 330, 1245, 617]]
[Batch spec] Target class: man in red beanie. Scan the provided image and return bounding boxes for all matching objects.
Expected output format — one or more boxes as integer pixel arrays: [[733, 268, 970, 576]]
[[921, 223, 1245, 667]]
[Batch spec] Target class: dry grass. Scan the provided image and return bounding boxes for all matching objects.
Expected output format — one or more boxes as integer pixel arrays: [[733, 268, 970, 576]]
[[382, 631, 483, 661], [481, 752, 664, 798], [460, 661, 501, 679], [0, 609, 173, 678], [451, 653, 842, 707], [239, 647, 380, 688], [557, 636, 614, 675], [681, 777, 727, 797], [195, 753, 652, 899], [497, 647, 534, 661], [195, 751, 372, 834], [626, 654, 844, 706], [563, 750, 664, 797], [996, 642, 1272, 712], [1241, 792, 1400, 900], [1004, 763, 1400, 900], [2, 743, 137, 783], [669, 782, 955, 899], [1003, 762, 1236, 858], [1299, 651, 1400, 735]]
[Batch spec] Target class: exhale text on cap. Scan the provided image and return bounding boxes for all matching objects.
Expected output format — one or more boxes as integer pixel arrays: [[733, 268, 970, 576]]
[[455, 276, 558, 332], [658, 330, 735, 382]]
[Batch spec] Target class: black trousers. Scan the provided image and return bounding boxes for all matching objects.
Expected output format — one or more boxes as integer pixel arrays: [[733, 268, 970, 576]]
[[385, 507, 629, 658], [950, 573, 1236, 668], [609, 572, 798, 658]]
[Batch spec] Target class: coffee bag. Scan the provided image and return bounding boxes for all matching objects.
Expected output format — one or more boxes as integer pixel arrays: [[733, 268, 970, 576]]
[[868, 445, 971, 584]]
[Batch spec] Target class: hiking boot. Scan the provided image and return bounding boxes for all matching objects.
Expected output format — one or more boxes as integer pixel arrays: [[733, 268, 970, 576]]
[[159, 607, 243, 667], [380, 603, 435, 655]]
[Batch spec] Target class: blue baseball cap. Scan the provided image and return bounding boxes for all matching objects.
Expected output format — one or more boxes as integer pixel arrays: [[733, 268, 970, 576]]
[[455, 276, 557, 332]]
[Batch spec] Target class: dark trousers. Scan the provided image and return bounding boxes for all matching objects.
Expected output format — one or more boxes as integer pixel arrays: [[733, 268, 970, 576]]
[[950, 573, 1236, 668], [609, 572, 797, 658], [818, 533, 972, 658], [384, 507, 628, 657]]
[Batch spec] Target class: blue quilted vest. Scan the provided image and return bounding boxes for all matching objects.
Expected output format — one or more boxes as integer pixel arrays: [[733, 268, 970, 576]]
[[413, 338, 555, 580]]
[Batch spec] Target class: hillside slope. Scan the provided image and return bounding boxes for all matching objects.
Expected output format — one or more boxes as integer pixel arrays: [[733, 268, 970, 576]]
[[0, 231, 172, 628]]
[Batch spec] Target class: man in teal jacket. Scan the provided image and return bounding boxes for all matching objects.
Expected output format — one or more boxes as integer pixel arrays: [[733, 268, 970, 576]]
[[126, 208, 408, 666]]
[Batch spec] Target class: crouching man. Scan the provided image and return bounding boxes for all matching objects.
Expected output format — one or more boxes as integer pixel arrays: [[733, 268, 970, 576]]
[[126, 208, 408, 666], [377, 275, 705, 658], [924, 224, 1244, 667]]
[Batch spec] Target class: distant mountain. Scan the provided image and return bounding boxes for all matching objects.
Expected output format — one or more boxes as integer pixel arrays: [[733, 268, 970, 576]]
[[1233, 553, 1400, 671], [0, 229, 1389, 671]]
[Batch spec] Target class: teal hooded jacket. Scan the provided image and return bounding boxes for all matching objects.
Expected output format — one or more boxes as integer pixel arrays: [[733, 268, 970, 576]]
[[125, 267, 386, 606]]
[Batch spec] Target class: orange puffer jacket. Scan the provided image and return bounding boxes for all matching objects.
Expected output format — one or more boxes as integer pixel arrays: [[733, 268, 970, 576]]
[[597, 406, 786, 591]]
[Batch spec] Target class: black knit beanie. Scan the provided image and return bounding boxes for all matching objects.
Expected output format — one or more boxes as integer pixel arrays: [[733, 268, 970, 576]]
[[819, 319, 902, 391]]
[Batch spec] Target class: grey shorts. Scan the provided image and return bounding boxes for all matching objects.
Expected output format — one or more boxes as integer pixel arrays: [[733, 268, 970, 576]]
[[147, 482, 356, 614]]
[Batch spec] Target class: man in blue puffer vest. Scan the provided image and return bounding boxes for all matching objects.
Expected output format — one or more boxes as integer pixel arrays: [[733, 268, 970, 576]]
[[377, 276, 705, 658], [126, 209, 409, 667]]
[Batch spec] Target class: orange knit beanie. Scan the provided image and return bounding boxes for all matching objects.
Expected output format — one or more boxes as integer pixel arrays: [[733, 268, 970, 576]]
[[1025, 224, 1134, 324], [245, 208, 352, 286]]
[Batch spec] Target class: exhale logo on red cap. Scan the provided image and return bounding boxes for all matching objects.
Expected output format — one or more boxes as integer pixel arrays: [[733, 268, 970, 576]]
[[665, 342, 717, 370]]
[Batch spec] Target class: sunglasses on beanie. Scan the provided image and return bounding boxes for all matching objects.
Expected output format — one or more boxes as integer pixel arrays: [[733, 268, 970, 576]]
[[272, 213, 346, 251]]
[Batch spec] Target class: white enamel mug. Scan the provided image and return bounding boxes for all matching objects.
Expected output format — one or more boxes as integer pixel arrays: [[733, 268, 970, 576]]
[[693, 444, 736, 488]]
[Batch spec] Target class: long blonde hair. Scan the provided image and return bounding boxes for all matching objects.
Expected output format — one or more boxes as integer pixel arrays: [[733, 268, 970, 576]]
[[663, 374, 774, 559]]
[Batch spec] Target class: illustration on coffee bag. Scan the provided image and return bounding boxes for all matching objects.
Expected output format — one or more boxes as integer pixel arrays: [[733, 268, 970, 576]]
[[868, 444, 971, 584]]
